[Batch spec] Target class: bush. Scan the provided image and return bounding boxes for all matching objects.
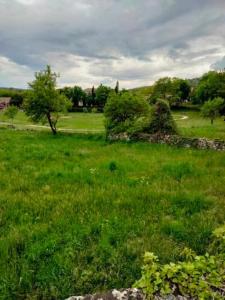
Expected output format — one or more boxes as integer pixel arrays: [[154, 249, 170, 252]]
[[147, 100, 177, 135], [104, 92, 150, 136], [83, 107, 88, 113], [91, 107, 98, 113], [4, 105, 18, 125], [135, 225, 225, 299], [108, 161, 117, 172]]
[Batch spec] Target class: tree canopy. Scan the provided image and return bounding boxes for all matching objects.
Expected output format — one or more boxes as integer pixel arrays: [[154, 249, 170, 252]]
[[24, 65, 71, 134], [201, 97, 225, 124], [193, 71, 225, 104], [149, 77, 190, 106], [104, 91, 150, 135], [147, 99, 177, 134]]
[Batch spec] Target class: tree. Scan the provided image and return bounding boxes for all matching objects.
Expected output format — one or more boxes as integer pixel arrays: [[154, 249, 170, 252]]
[[149, 77, 190, 106], [4, 105, 18, 125], [115, 81, 119, 94], [201, 97, 225, 124], [24, 65, 71, 134], [60, 87, 73, 100], [71, 86, 86, 107], [173, 78, 190, 103], [95, 84, 112, 107], [60, 86, 87, 108], [10, 92, 24, 107], [104, 91, 150, 136], [147, 99, 177, 135], [193, 71, 225, 104], [149, 77, 173, 104]]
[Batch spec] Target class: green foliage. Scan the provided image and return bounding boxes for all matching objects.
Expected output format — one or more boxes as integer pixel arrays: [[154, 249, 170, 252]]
[[209, 225, 225, 255], [0, 89, 25, 107], [91, 107, 98, 113], [115, 81, 119, 94], [149, 77, 190, 106], [72, 86, 87, 107], [201, 97, 225, 124], [4, 105, 18, 124], [24, 65, 72, 134], [135, 226, 225, 299], [108, 161, 117, 172], [147, 100, 177, 135], [96, 84, 112, 107], [10, 92, 24, 107], [193, 71, 225, 104], [0, 129, 225, 299], [104, 91, 150, 136], [59, 85, 87, 108]]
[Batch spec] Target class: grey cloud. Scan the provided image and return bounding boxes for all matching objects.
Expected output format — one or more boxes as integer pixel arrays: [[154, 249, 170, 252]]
[[0, 0, 225, 87], [211, 56, 225, 70]]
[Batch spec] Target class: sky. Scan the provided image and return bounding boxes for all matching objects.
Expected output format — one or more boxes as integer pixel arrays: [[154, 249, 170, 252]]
[[0, 0, 225, 89]]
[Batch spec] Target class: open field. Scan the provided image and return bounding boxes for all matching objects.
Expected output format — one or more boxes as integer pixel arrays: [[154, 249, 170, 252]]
[[0, 110, 224, 140], [0, 129, 225, 299]]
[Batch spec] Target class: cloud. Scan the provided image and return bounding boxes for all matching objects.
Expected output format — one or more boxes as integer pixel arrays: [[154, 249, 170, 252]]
[[0, 56, 33, 88], [211, 56, 225, 70], [0, 0, 225, 88]]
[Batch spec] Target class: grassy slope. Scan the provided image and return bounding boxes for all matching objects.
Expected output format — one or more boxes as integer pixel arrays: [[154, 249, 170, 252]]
[[0, 110, 224, 140], [0, 129, 225, 299]]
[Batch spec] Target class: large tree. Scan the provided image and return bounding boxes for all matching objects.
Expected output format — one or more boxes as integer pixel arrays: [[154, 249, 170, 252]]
[[149, 77, 190, 106], [24, 65, 71, 134], [193, 71, 225, 104], [95, 84, 112, 107]]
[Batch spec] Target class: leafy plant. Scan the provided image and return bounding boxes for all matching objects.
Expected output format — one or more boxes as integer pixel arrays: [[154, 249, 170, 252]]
[[4, 105, 18, 125], [108, 161, 117, 172], [23, 65, 72, 134], [104, 91, 150, 136], [147, 100, 177, 135], [135, 225, 225, 299]]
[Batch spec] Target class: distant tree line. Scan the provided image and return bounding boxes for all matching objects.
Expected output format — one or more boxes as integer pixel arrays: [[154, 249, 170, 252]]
[[59, 83, 119, 111], [149, 70, 225, 107], [2, 66, 225, 134]]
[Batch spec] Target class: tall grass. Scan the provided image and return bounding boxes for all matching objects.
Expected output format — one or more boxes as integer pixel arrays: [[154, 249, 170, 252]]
[[0, 129, 224, 299]]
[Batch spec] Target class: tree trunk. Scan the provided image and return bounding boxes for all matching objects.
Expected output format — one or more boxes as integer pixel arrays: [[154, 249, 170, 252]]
[[47, 113, 57, 134]]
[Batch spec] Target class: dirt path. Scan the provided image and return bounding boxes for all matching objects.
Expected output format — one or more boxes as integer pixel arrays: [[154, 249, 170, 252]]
[[174, 115, 189, 121], [0, 115, 189, 132], [0, 122, 104, 133]]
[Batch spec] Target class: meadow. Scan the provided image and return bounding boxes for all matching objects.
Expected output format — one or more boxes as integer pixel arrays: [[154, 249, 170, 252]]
[[0, 124, 225, 299], [0, 110, 225, 140]]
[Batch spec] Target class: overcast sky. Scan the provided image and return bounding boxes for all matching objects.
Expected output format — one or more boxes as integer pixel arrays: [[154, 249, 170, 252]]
[[0, 0, 225, 89]]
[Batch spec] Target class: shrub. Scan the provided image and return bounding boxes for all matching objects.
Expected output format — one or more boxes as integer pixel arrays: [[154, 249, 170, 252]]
[[147, 100, 177, 135], [108, 161, 117, 172], [104, 91, 150, 136], [135, 225, 225, 299], [91, 107, 98, 113], [4, 105, 18, 125]]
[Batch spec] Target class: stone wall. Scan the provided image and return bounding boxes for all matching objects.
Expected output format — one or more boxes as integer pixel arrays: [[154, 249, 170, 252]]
[[66, 288, 189, 300], [108, 133, 225, 151]]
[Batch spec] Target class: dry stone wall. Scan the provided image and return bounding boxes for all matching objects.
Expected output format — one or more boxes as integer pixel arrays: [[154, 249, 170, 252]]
[[108, 133, 225, 151]]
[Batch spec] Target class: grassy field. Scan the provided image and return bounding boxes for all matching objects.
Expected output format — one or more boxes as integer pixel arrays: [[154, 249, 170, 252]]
[[0, 110, 224, 140], [0, 128, 225, 299]]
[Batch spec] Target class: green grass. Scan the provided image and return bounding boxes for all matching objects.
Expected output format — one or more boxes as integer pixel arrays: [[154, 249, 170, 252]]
[[0, 129, 225, 299], [0, 110, 224, 140], [173, 110, 225, 140]]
